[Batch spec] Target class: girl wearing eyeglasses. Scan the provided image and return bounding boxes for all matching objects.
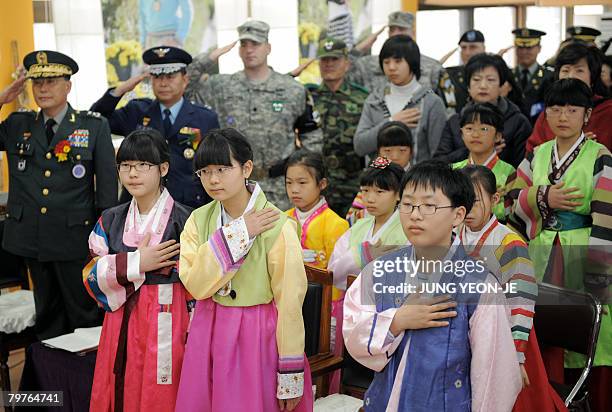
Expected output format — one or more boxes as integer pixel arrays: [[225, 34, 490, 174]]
[[175, 128, 312, 412], [459, 165, 568, 412], [452, 103, 515, 222], [506, 78, 612, 411], [84, 129, 193, 412]]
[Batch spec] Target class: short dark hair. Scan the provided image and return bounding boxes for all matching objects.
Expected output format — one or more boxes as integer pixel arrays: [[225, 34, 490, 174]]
[[360, 162, 405, 192], [285, 149, 327, 184], [379, 35, 421, 80], [116, 128, 170, 165], [460, 103, 504, 132], [377, 121, 413, 149], [194, 128, 253, 170], [400, 160, 475, 214], [461, 165, 497, 198], [554, 43, 607, 96], [545, 78, 593, 109], [464, 53, 508, 86]]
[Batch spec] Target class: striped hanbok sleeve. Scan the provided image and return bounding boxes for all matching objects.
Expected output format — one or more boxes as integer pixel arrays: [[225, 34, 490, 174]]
[[495, 233, 537, 363], [586, 148, 612, 304], [504, 150, 550, 240], [82, 217, 145, 312]]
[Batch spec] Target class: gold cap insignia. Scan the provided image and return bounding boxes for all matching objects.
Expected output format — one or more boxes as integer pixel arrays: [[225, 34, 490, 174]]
[[521, 28, 529, 37], [36, 51, 48, 65], [576, 27, 582, 34], [153, 48, 170, 58]]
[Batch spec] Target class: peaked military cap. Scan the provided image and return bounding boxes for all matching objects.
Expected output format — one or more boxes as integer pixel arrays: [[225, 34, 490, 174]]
[[513, 28, 546, 47], [23, 50, 78, 79], [566, 26, 601, 43], [143, 46, 192, 75], [238, 20, 270, 43], [458, 30, 485, 45], [317, 37, 348, 58]]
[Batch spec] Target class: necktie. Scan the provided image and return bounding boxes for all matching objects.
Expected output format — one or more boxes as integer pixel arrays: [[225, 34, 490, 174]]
[[163, 109, 172, 138], [520, 68, 530, 91], [45, 118, 56, 145]]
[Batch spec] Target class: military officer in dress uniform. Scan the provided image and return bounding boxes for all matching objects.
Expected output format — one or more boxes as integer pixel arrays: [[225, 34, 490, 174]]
[[91, 46, 220, 208], [512, 28, 555, 124], [0, 51, 117, 339], [439, 30, 486, 114], [306, 37, 368, 216], [186, 20, 322, 210]]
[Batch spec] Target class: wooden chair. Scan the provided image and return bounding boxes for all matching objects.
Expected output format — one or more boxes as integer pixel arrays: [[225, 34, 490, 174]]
[[303, 265, 343, 398], [340, 274, 374, 400]]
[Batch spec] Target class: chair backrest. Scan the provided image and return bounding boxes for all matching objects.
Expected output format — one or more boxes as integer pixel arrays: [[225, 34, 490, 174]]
[[533, 282, 602, 405], [0, 220, 29, 291], [341, 274, 375, 395], [302, 265, 334, 357], [533, 283, 601, 357]]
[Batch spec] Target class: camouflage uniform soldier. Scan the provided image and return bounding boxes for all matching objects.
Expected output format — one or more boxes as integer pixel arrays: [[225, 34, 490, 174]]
[[347, 11, 445, 95], [307, 38, 367, 216], [186, 20, 321, 210]]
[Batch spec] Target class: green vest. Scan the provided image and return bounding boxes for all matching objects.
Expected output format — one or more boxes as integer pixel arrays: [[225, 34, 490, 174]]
[[452, 157, 515, 221], [530, 138, 612, 368], [192, 190, 288, 307], [348, 213, 407, 248], [532, 139, 598, 216]]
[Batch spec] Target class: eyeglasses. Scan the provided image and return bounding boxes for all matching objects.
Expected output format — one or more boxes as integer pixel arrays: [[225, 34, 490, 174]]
[[545, 106, 582, 117], [195, 166, 236, 179], [399, 203, 454, 215], [461, 126, 492, 135], [117, 162, 156, 173]]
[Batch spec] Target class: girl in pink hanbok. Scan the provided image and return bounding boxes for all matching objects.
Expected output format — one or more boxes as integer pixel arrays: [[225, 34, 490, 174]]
[[84, 129, 193, 412], [175, 128, 313, 412]]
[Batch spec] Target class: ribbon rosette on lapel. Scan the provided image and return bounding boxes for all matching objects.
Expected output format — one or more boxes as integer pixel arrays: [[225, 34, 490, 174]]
[[179, 127, 202, 149], [54, 139, 71, 162]]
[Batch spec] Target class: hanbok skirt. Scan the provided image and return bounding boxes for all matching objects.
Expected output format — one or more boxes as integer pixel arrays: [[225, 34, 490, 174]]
[[90, 282, 190, 412], [175, 298, 313, 412]]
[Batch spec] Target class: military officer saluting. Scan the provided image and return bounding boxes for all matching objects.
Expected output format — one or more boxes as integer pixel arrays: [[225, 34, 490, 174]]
[[0, 50, 117, 339], [186, 20, 322, 210], [306, 37, 367, 216], [439, 30, 486, 114], [91, 46, 220, 208], [512, 28, 554, 124]]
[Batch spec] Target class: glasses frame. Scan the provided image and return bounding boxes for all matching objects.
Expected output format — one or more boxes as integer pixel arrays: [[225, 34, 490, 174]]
[[461, 125, 493, 135], [399, 203, 454, 216], [195, 165, 237, 179], [117, 162, 157, 173]]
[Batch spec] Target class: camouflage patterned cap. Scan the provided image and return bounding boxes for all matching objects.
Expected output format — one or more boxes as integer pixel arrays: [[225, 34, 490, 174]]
[[388, 11, 414, 30], [238, 20, 270, 43], [317, 37, 348, 58]]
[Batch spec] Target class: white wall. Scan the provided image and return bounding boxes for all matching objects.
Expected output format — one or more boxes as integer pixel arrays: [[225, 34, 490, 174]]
[[526, 6, 563, 66], [50, 0, 107, 109]]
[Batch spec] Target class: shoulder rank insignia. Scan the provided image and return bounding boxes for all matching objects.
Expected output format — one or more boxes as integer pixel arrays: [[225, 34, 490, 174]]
[[86, 110, 101, 118]]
